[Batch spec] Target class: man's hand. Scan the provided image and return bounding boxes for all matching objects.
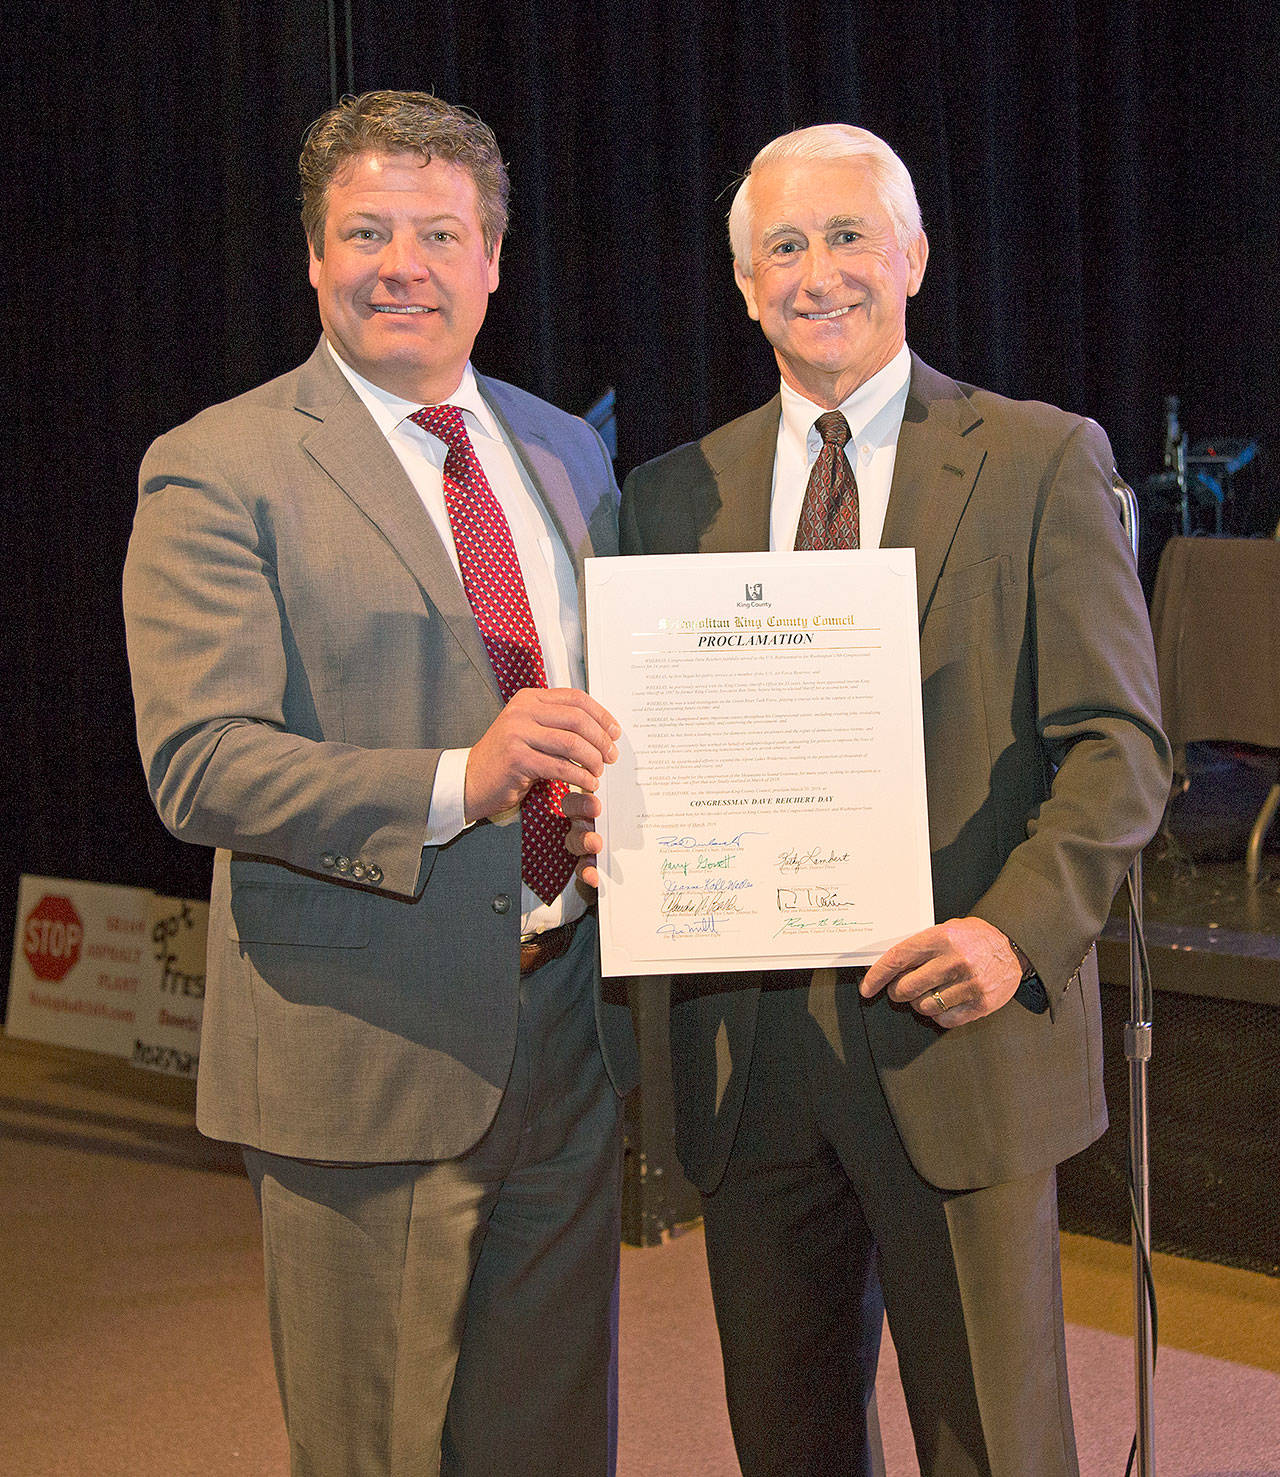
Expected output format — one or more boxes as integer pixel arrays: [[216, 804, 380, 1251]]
[[860, 917, 1024, 1028], [563, 790, 604, 888], [464, 688, 619, 823]]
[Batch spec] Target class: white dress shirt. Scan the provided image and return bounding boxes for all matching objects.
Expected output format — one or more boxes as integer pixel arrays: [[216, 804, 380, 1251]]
[[327, 343, 589, 933], [768, 343, 912, 552]]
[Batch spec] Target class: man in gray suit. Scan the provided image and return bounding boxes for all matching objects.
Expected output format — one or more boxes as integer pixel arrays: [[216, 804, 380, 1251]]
[[124, 91, 635, 1476], [570, 125, 1170, 1476]]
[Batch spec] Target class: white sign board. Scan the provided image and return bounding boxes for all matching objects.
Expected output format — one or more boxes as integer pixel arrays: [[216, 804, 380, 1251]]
[[136, 893, 208, 1078]]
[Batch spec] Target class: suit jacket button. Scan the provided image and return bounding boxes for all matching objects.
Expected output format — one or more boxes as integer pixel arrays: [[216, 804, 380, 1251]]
[[321, 852, 336, 869], [335, 855, 351, 873], [492, 894, 511, 914], [351, 861, 367, 880], [367, 865, 383, 884]]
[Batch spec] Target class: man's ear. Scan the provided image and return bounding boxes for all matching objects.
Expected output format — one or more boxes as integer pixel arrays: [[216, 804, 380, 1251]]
[[486, 235, 503, 293], [734, 261, 761, 322], [906, 231, 928, 298]]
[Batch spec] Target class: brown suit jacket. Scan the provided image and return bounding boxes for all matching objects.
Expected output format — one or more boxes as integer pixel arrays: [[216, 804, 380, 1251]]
[[621, 356, 1170, 1192], [124, 340, 637, 1163]]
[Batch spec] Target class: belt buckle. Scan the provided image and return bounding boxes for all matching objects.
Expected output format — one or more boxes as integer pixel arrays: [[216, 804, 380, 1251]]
[[519, 919, 575, 977]]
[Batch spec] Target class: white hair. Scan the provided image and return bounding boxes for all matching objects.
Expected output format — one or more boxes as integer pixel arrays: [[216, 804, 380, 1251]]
[[728, 124, 923, 273]]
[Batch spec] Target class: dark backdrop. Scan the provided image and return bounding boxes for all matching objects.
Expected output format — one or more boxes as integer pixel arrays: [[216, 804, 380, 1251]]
[[5, 0, 1278, 988]]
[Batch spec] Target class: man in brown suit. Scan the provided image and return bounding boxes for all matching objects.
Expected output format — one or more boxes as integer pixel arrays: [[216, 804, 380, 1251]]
[[570, 124, 1169, 1476]]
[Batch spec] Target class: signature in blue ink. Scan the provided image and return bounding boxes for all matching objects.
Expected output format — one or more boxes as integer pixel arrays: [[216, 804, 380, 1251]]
[[656, 832, 765, 851], [658, 917, 720, 939]]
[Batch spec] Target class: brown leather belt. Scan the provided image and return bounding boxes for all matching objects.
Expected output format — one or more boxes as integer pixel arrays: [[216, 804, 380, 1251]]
[[519, 918, 580, 976]]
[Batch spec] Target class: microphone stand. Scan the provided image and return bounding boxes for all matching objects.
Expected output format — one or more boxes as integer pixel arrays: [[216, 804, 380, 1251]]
[[1112, 474, 1156, 1477]]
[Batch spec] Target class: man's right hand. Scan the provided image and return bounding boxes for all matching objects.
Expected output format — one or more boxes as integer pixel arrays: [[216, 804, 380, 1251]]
[[464, 688, 619, 823]]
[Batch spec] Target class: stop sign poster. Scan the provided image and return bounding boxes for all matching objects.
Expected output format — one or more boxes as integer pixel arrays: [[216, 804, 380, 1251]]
[[7, 875, 151, 1057], [7, 875, 206, 1071]]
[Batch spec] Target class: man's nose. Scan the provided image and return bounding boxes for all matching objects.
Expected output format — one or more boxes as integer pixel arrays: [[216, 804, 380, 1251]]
[[379, 233, 429, 282], [801, 243, 839, 296]]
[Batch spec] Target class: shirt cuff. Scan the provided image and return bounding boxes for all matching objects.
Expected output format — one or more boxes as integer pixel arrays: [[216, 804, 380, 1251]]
[[424, 748, 472, 847]]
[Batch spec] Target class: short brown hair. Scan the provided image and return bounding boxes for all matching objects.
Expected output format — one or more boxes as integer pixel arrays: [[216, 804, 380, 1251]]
[[300, 90, 509, 256]]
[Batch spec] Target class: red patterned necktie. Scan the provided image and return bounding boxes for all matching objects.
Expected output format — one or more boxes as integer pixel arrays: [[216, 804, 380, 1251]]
[[794, 410, 860, 550], [410, 404, 574, 906]]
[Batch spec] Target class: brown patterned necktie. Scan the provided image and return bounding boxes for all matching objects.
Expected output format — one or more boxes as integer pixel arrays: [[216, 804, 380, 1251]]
[[794, 410, 860, 550], [410, 404, 574, 906]]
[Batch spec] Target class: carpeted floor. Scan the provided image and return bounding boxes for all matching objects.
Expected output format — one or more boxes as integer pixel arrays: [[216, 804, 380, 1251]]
[[2, 1034, 1277, 1476], [621, 1224, 1280, 1477]]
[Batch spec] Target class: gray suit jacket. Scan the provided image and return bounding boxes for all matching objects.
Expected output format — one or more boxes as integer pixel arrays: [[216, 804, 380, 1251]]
[[124, 340, 638, 1162], [621, 356, 1170, 1193]]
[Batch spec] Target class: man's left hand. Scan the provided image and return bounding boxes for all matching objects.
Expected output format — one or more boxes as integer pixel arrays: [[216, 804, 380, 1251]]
[[860, 917, 1023, 1028], [563, 789, 604, 889]]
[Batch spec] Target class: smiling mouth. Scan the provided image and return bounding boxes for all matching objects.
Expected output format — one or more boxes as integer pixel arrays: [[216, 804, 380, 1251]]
[[371, 305, 436, 314], [799, 305, 854, 321]]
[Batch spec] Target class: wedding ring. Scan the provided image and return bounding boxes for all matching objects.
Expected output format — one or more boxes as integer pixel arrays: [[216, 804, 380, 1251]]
[[931, 989, 947, 1011]]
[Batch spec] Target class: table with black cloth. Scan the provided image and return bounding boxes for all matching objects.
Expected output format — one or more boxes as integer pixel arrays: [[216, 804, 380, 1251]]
[[1149, 535, 1280, 877]]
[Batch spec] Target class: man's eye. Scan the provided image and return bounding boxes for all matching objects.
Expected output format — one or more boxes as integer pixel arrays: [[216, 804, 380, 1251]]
[[349, 229, 379, 241], [833, 230, 861, 246], [773, 240, 802, 255]]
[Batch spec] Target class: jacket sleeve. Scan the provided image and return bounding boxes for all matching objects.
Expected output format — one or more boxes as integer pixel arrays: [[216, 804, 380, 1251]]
[[969, 416, 1171, 993], [123, 428, 444, 900]]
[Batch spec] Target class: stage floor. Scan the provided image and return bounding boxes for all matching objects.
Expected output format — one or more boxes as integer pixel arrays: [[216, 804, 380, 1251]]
[[1100, 741, 1280, 1005]]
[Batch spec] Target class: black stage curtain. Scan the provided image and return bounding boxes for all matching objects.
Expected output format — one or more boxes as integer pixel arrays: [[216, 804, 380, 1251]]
[[5, 0, 1278, 984]]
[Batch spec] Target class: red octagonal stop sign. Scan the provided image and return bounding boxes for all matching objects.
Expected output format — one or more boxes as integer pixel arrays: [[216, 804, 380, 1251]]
[[23, 894, 84, 982]]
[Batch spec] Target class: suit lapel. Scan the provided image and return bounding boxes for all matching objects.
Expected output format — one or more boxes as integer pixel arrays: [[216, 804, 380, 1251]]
[[881, 355, 987, 628], [294, 343, 501, 701], [700, 398, 780, 552], [705, 367, 987, 624], [478, 376, 601, 574]]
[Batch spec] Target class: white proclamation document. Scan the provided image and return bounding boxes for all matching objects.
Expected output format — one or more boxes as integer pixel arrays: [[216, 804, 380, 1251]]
[[585, 550, 934, 976]]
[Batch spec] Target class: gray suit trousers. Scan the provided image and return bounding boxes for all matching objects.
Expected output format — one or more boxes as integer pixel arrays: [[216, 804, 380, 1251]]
[[244, 920, 623, 1477]]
